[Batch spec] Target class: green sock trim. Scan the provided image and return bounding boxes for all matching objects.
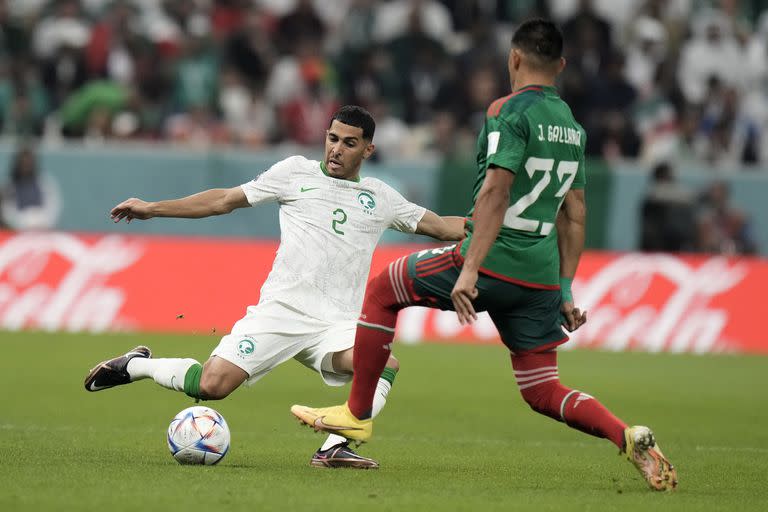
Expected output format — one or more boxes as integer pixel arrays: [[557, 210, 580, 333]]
[[183, 363, 203, 399], [380, 367, 398, 385]]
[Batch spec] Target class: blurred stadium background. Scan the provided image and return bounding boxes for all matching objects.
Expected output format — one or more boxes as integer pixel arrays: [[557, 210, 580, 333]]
[[1, 0, 766, 353], [2, 2, 768, 509]]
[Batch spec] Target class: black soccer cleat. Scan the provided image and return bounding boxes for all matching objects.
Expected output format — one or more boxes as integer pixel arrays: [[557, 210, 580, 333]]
[[309, 442, 379, 469], [84, 346, 152, 392]]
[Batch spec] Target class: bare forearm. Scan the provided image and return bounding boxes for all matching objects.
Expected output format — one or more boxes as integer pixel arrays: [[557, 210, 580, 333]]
[[438, 216, 466, 241], [463, 188, 507, 272], [414, 212, 466, 241], [556, 216, 585, 279], [149, 189, 233, 218]]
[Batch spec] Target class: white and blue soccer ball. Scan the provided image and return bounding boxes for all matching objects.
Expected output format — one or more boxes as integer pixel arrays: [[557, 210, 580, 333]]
[[167, 406, 230, 465]]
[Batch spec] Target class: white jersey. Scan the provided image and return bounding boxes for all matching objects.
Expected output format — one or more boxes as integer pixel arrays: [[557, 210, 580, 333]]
[[240, 155, 426, 323]]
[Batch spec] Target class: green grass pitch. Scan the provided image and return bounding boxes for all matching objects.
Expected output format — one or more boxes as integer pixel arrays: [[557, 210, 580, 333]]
[[2, 331, 766, 511]]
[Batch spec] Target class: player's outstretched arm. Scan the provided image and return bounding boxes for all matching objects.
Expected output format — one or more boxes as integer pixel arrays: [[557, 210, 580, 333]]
[[415, 211, 466, 241], [556, 188, 587, 331], [110, 187, 250, 223], [451, 166, 514, 324]]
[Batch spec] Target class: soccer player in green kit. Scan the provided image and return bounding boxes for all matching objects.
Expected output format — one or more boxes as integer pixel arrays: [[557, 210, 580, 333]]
[[292, 19, 678, 491]]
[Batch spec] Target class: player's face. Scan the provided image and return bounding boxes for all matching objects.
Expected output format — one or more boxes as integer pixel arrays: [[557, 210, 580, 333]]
[[324, 120, 375, 180]]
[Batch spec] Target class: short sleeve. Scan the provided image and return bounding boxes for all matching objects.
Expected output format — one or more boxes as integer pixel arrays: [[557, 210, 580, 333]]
[[571, 131, 587, 189], [384, 184, 427, 233], [485, 115, 528, 173], [240, 157, 293, 206], [571, 155, 587, 189]]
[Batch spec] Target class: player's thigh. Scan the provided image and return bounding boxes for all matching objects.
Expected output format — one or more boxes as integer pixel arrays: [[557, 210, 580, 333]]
[[294, 321, 356, 386], [489, 286, 568, 354], [406, 244, 463, 309]]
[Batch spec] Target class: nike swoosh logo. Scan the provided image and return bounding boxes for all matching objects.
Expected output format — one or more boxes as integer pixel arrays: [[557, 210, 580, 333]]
[[300, 187, 320, 192], [314, 416, 363, 432], [88, 381, 112, 391]]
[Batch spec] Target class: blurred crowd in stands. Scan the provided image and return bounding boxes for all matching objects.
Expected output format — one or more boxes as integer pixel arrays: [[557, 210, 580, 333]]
[[0, 144, 60, 230], [640, 162, 758, 255], [0, 0, 764, 254], [0, 0, 766, 168]]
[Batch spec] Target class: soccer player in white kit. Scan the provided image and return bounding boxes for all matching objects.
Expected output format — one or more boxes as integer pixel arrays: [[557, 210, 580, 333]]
[[84, 106, 466, 468]]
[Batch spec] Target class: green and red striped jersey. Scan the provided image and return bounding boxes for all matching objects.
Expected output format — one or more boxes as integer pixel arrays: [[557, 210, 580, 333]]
[[460, 85, 586, 288]]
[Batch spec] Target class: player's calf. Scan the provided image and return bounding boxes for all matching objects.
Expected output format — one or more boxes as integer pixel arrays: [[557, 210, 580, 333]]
[[197, 358, 248, 400], [512, 350, 627, 449]]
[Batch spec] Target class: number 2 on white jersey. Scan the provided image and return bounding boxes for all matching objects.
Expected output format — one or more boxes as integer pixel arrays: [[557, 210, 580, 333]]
[[502, 157, 578, 235]]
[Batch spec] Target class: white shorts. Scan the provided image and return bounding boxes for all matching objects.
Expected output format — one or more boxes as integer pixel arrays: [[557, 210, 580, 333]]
[[210, 300, 356, 387]]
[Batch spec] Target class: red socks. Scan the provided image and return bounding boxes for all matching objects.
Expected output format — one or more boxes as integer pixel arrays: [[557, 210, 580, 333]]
[[348, 267, 403, 419], [348, 324, 395, 419], [512, 351, 627, 449]]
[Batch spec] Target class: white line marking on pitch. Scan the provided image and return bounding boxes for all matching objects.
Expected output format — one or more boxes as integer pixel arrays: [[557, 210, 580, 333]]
[[695, 445, 768, 454]]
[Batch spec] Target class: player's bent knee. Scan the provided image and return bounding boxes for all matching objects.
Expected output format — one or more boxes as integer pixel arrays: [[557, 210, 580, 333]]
[[522, 395, 550, 416], [198, 374, 235, 400]]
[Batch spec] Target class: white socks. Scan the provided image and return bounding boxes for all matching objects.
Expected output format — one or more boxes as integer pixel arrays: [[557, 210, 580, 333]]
[[126, 358, 199, 392], [371, 377, 392, 418], [319, 376, 393, 451]]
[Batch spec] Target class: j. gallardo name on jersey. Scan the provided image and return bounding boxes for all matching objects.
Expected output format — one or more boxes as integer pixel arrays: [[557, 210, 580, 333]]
[[536, 124, 582, 146]]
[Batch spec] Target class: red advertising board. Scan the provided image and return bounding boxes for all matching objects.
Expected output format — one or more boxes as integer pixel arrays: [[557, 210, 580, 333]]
[[397, 251, 766, 354], [1, 232, 764, 353]]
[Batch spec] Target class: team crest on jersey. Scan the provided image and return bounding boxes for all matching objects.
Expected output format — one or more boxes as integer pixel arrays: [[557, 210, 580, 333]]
[[357, 192, 376, 213]]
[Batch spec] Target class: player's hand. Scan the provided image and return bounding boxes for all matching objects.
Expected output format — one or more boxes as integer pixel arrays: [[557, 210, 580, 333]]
[[451, 268, 479, 325], [560, 301, 587, 332], [110, 198, 153, 224]]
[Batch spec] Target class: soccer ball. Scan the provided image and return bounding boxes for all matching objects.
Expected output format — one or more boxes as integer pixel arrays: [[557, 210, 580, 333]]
[[167, 406, 230, 465]]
